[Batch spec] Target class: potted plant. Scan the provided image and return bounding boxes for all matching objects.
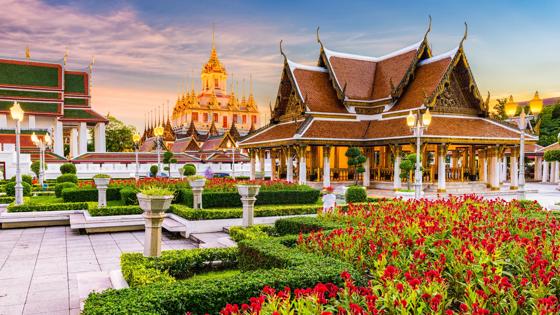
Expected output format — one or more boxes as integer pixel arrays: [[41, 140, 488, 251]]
[[137, 186, 174, 257], [137, 186, 175, 214], [321, 186, 336, 213], [236, 182, 261, 227], [93, 173, 111, 187], [188, 174, 206, 189]]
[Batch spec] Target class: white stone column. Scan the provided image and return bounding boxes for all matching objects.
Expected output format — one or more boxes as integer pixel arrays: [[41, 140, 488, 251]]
[[249, 150, 256, 180], [298, 146, 307, 185], [259, 150, 265, 177], [70, 128, 79, 158], [480, 150, 488, 184], [0, 114, 7, 128], [323, 146, 330, 188], [534, 157, 542, 181], [554, 161, 560, 183], [491, 148, 500, 190], [501, 156, 508, 183], [54, 120, 64, 156], [94, 122, 106, 153], [78, 122, 88, 156], [28, 115, 36, 129], [510, 148, 518, 189], [393, 146, 401, 190], [286, 149, 294, 183], [437, 144, 447, 192], [542, 161, 549, 183], [362, 149, 370, 187]]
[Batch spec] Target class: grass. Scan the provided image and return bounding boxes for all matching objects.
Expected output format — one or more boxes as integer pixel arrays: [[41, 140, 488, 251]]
[[183, 270, 241, 282], [24, 196, 124, 207]]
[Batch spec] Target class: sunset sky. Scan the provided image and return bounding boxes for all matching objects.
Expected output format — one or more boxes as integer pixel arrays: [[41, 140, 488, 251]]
[[1, 0, 559, 131]]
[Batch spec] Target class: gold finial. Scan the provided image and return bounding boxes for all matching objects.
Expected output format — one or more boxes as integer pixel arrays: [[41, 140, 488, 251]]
[[316, 26, 323, 48], [424, 15, 432, 40], [242, 78, 246, 98], [25, 46, 30, 60], [212, 23, 215, 49], [63, 47, 68, 66], [89, 56, 95, 72], [460, 22, 468, 47]]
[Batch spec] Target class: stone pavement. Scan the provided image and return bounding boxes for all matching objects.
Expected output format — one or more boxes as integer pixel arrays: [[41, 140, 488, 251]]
[[0, 227, 196, 315]]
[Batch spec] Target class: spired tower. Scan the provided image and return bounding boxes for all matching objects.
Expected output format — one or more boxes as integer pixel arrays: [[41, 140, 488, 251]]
[[172, 31, 260, 135]]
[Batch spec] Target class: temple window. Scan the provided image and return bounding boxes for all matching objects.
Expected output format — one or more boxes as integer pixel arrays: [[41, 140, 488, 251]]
[[251, 115, 257, 124], [213, 113, 218, 122], [214, 78, 219, 88], [203, 113, 208, 122], [192, 112, 199, 122], [222, 116, 227, 128], [242, 115, 247, 124], [233, 114, 238, 124]]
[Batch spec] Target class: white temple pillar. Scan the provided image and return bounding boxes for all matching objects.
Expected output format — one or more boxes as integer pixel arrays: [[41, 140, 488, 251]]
[[298, 146, 307, 185], [554, 161, 560, 184], [542, 161, 549, 183], [362, 148, 370, 187], [259, 150, 265, 177], [0, 114, 7, 128], [70, 128, 79, 158], [54, 120, 64, 156], [94, 122, 106, 153], [501, 156, 508, 183], [534, 156, 542, 181], [286, 148, 294, 183], [249, 150, 256, 180], [510, 148, 519, 189], [28, 115, 35, 129], [491, 148, 500, 190], [437, 144, 447, 192], [480, 149, 488, 184], [78, 122, 88, 156], [323, 146, 330, 188], [392, 145, 401, 190]]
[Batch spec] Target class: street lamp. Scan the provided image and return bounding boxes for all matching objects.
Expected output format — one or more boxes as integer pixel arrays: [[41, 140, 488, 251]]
[[31, 132, 52, 189], [153, 125, 164, 177], [505, 92, 543, 200], [225, 140, 238, 178], [10, 102, 25, 205], [132, 132, 141, 180], [406, 108, 432, 199]]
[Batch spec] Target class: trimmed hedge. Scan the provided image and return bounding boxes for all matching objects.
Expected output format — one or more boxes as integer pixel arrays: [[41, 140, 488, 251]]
[[0, 196, 15, 204], [346, 185, 367, 203], [88, 205, 143, 217], [274, 216, 345, 236], [62, 187, 121, 202], [56, 174, 78, 184], [7, 202, 88, 212], [59, 163, 77, 174], [55, 182, 77, 198], [121, 247, 238, 287], [9, 174, 33, 185], [83, 237, 358, 315], [228, 225, 274, 242], [120, 187, 139, 205], [5, 181, 31, 197], [170, 204, 319, 221], [179, 188, 320, 208]]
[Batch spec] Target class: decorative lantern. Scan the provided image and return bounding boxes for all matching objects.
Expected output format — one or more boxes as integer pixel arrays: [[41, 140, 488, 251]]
[[504, 95, 518, 118]]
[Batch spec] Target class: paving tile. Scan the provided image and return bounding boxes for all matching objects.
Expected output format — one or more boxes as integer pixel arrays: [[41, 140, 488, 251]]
[[0, 304, 24, 315], [22, 297, 69, 314]]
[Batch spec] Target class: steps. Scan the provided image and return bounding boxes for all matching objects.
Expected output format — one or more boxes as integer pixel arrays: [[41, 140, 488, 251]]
[[189, 232, 236, 248]]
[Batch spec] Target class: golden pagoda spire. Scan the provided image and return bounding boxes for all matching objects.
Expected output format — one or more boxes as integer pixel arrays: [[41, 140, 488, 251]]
[[241, 78, 247, 106], [25, 46, 30, 60], [248, 74, 256, 110]]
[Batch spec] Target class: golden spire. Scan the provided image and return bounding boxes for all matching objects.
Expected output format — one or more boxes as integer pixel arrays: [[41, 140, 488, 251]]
[[248, 74, 256, 110], [241, 78, 247, 106], [212, 23, 215, 50], [25, 46, 30, 60], [63, 47, 68, 66]]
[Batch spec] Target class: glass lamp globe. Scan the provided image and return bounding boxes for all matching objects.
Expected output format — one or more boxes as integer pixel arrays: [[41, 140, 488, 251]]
[[528, 91, 543, 115], [406, 111, 416, 127], [422, 108, 432, 126], [31, 132, 39, 144], [504, 95, 518, 118], [45, 133, 52, 146], [132, 133, 141, 143], [10, 101, 24, 121]]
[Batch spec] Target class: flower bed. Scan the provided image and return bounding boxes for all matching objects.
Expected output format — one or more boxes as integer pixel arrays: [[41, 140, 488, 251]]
[[170, 204, 320, 221]]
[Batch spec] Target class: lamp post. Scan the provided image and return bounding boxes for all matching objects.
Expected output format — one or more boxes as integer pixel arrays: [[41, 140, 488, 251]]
[[504, 92, 543, 200], [132, 132, 141, 180], [10, 102, 25, 205], [31, 132, 52, 189], [153, 125, 164, 177], [226, 140, 238, 178], [406, 108, 432, 199]]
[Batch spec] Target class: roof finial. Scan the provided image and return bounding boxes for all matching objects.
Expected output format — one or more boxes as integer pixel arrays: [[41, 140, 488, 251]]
[[316, 26, 323, 48], [25, 46, 30, 60], [423, 15, 432, 40], [250, 74, 253, 95], [212, 22, 215, 49], [89, 56, 95, 73], [63, 47, 68, 66], [460, 22, 468, 47], [279, 40, 287, 60]]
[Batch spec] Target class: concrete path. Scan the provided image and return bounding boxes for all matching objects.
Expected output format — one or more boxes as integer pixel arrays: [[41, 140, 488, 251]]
[[0, 227, 196, 315]]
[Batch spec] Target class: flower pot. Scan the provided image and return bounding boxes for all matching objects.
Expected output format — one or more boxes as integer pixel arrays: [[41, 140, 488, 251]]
[[137, 193, 174, 214], [236, 184, 261, 197], [188, 178, 206, 189], [93, 177, 111, 187]]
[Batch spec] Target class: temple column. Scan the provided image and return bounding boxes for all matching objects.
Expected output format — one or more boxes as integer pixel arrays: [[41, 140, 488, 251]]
[[501, 156, 508, 183], [94, 122, 106, 153], [249, 150, 256, 180], [534, 156, 542, 181], [298, 145, 307, 185], [54, 120, 64, 156], [554, 161, 560, 183], [542, 160, 549, 183], [270, 150, 277, 181], [392, 145, 401, 190], [259, 150, 265, 177], [490, 147, 500, 190], [480, 149, 488, 184], [437, 144, 448, 192], [78, 122, 88, 156], [363, 148, 370, 187], [28, 115, 35, 129], [510, 147, 519, 190], [323, 146, 330, 188], [286, 147, 294, 183], [70, 128, 79, 158]]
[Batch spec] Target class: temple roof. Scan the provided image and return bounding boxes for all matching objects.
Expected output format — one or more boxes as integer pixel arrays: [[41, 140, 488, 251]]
[[202, 46, 226, 75], [59, 108, 108, 123]]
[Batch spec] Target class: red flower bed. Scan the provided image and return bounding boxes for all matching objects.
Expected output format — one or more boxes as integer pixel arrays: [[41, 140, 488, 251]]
[[216, 196, 560, 314]]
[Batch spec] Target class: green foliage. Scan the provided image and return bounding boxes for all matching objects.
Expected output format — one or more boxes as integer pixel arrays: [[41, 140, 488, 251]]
[[170, 204, 319, 221], [5, 181, 31, 197], [59, 163, 77, 174], [228, 225, 275, 242], [183, 164, 197, 176], [61, 187, 121, 202], [55, 182, 77, 197], [149, 165, 158, 177], [399, 153, 419, 189], [345, 147, 366, 183], [88, 205, 142, 217], [9, 174, 33, 185], [537, 103, 560, 146], [8, 202, 88, 212], [345, 185, 367, 203], [178, 188, 319, 208], [31, 160, 42, 177], [56, 174, 78, 184], [274, 216, 344, 236], [120, 186, 139, 205], [491, 97, 508, 120], [105, 115, 137, 152], [0, 196, 15, 204], [139, 186, 174, 196], [93, 173, 111, 179], [544, 150, 560, 162]]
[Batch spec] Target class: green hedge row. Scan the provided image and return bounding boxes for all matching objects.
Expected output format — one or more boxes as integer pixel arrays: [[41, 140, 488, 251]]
[[7, 202, 88, 212], [274, 216, 345, 236], [88, 205, 143, 217], [0, 196, 15, 204], [178, 188, 320, 208], [120, 187, 139, 205], [228, 225, 274, 242], [170, 204, 319, 221], [83, 237, 358, 315], [62, 187, 121, 202], [121, 247, 238, 287]]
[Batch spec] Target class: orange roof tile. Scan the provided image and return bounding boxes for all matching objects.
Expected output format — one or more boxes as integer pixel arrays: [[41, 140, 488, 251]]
[[241, 121, 303, 144], [292, 68, 347, 113]]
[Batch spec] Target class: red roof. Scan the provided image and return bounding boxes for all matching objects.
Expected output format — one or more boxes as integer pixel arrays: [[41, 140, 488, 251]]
[[292, 67, 347, 113]]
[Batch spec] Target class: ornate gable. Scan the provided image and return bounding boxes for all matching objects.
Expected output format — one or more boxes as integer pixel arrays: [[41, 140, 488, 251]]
[[272, 64, 305, 122]]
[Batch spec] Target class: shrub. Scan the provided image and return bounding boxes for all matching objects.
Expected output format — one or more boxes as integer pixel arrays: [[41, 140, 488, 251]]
[[544, 150, 560, 162], [182, 164, 197, 176], [0, 196, 15, 204], [9, 175, 33, 185], [170, 204, 319, 221], [150, 165, 158, 177], [228, 225, 274, 242], [88, 205, 142, 217], [8, 202, 88, 212], [62, 187, 121, 202], [56, 174, 78, 184], [120, 186, 139, 205], [140, 186, 174, 196], [5, 181, 31, 197], [345, 185, 367, 203], [93, 173, 111, 179], [60, 163, 77, 174], [178, 188, 319, 208], [55, 182, 77, 198], [31, 160, 42, 177], [274, 216, 344, 235]]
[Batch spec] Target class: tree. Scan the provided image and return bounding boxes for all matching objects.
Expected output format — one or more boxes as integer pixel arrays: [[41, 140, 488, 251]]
[[345, 147, 366, 185], [163, 151, 177, 174], [103, 114, 137, 152], [31, 160, 43, 178], [491, 98, 508, 121], [537, 103, 560, 147], [399, 153, 420, 191]]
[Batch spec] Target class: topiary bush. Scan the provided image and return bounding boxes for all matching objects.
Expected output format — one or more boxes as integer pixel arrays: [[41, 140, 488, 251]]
[[5, 181, 31, 197], [150, 165, 158, 177], [345, 185, 367, 203], [60, 163, 77, 174], [31, 160, 42, 177], [56, 174, 78, 184], [183, 164, 196, 176], [55, 182, 77, 198], [9, 175, 33, 185]]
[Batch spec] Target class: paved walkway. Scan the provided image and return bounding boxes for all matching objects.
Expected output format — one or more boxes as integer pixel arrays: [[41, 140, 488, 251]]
[[0, 227, 196, 315]]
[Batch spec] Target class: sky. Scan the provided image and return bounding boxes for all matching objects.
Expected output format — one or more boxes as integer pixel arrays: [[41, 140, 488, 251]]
[[1, 0, 559, 131]]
